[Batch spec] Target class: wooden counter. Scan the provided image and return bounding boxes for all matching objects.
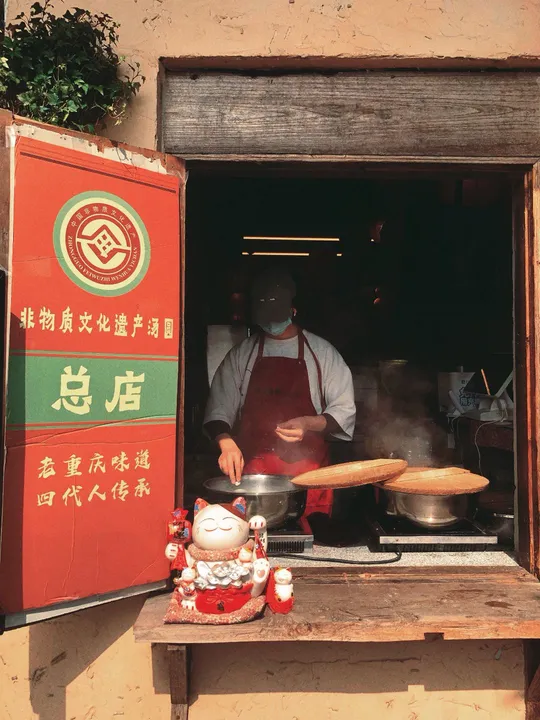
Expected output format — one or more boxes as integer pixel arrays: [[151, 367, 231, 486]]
[[135, 565, 540, 645], [134, 565, 540, 718]]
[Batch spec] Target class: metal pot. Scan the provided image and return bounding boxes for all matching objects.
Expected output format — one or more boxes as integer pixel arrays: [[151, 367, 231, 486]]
[[203, 475, 307, 529], [382, 489, 470, 528]]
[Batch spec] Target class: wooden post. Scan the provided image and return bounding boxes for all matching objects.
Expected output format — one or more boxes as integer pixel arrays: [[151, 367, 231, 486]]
[[168, 644, 190, 720], [513, 162, 540, 574]]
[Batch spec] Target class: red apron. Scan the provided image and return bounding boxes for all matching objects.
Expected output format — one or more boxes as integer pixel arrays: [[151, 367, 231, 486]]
[[237, 331, 332, 516]]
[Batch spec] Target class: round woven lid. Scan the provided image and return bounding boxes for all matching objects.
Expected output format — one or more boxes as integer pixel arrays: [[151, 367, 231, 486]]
[[291, 459, 408, 490], [379, 466, 489, 495]]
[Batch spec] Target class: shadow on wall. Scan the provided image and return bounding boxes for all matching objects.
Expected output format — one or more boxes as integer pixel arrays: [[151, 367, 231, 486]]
[[21, 599, 524, 719], [189, 640, 525, 699], [28, 595, 168, 720]]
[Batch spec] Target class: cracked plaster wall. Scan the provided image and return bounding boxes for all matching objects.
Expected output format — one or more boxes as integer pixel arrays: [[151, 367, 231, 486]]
[[0, 596, 527, 719], [8, 0, 540, 147]]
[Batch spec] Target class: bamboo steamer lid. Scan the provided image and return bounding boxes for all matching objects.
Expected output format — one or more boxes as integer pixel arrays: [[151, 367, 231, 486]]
[[291, 459, 408, 490], [379, 466, 489, 496]]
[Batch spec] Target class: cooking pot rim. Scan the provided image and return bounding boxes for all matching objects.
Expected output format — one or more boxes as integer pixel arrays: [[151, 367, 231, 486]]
[[203, 474, 303, 496], [382, 488, 469, 501]]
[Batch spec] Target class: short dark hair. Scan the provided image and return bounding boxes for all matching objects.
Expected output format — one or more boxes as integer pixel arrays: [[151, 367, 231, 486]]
[[252, 268, 296, 300]]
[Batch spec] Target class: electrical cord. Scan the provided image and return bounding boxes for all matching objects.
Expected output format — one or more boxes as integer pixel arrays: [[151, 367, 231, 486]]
[[271, 551, 403, 565], [473, 399, 509, 475]]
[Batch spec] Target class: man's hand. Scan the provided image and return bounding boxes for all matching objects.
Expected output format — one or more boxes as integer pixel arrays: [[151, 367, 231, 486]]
[[275, 415, 327, 443], [217, 435, 244, 485]]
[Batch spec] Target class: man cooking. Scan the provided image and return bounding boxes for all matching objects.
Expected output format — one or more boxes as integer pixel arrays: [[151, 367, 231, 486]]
[[203, 268, 356, 517]]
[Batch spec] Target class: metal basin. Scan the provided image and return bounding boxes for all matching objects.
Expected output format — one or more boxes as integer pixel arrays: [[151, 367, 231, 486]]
[[383, 489, 470, 528], [203, 475, 307, 529]]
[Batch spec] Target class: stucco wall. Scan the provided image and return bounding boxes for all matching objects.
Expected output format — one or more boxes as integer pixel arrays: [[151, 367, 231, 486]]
[[0, 596, 526, 719], [9, 0, 540, 148], [1, 1, 536, 718]]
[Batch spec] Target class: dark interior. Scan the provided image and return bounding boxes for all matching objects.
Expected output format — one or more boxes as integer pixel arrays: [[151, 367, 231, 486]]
[[183, 167, 515, 544]]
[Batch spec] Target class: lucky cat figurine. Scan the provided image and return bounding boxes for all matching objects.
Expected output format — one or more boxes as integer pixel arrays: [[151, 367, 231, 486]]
[[164, 497, 272, 625], [267, 567, 294, 614]]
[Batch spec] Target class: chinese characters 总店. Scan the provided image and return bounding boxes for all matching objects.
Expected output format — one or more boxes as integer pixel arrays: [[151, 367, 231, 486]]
[[51, 366, 145, 415]]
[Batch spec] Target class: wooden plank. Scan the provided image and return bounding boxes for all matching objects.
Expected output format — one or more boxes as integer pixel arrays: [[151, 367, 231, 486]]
[[162, 56, 540, 72], [186, 155, 533, 167], [163, 72, 540, 159], [168, 645, 189, 720], [514, 164, 540, 573], [168, 155, 186, 509], [186, 160, 526, 183], [134, 566, 540, 644]]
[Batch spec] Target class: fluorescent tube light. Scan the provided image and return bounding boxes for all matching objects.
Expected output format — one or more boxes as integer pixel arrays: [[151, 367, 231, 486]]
[[243, 236, 340, 242]]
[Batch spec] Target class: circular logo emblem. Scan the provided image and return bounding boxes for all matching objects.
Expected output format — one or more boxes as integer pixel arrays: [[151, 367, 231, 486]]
[[54, 191, 150, 296]]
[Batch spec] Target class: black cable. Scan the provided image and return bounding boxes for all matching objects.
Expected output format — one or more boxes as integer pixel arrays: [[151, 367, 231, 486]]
[[271, 551, 402, 565]]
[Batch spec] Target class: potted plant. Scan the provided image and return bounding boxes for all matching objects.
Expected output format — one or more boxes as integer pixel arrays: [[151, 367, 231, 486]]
[[0, 1, 144, 133]]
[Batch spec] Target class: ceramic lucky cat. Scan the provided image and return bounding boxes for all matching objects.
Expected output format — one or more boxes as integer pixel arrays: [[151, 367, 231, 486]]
[[267, 567, 294, 614], [164, 497, 271, 624]]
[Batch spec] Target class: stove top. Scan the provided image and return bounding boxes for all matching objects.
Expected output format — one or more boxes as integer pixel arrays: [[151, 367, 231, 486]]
[[367, 514, 499, 552], [266, 518, 314, 554]]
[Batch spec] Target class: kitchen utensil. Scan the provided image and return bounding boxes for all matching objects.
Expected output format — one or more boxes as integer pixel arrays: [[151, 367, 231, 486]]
[[367, 513, 499, 551], [382, 490, 470, 528], [203, 475, 306, 529], [291, 459, 408, 490], [380, 469, 488, 495]]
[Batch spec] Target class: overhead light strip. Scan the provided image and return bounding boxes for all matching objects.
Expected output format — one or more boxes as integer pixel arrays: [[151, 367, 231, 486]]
[[242, 251, 344, 257], [243, 236, 340, 242], [251, 252, 310, 257]]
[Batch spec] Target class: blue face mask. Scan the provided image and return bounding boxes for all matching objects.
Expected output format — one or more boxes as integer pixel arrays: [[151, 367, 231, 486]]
[[260, 317, 292, 337]]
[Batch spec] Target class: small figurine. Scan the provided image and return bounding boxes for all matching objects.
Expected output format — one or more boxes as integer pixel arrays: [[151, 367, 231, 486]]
[[175, 567, 197, 610], [164, 497, 280, 625], [165, 508, 192, 585], [267, 567, 294, 614]]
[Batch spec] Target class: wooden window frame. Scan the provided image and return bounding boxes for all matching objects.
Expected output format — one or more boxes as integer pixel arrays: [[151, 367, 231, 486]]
[[159, 68, 540, 577], [179, 157, 537, 576]]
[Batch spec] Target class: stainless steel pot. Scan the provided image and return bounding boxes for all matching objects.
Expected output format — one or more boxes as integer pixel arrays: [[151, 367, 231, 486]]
[[382, 489, 470, 528], [203, 475, 307, 529]]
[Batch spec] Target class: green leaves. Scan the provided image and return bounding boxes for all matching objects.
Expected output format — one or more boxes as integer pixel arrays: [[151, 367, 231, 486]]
[[0, 1, 143, 132]]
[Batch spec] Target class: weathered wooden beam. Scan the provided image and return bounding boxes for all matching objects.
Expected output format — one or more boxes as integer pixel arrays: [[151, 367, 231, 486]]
[[162, 71, 540, 159], [168, 644, 190, 720], [135, 567, 540, 645]]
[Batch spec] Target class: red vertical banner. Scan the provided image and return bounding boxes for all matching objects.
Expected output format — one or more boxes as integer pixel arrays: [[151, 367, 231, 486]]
[[0, 132, 182, 613]]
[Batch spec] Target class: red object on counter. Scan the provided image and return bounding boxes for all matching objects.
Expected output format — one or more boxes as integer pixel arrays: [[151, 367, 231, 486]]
[[267, 569, 294, 615], [237, 331, 332, 516], [196, 582, 254, 614], [167, 508, 192, 572]]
